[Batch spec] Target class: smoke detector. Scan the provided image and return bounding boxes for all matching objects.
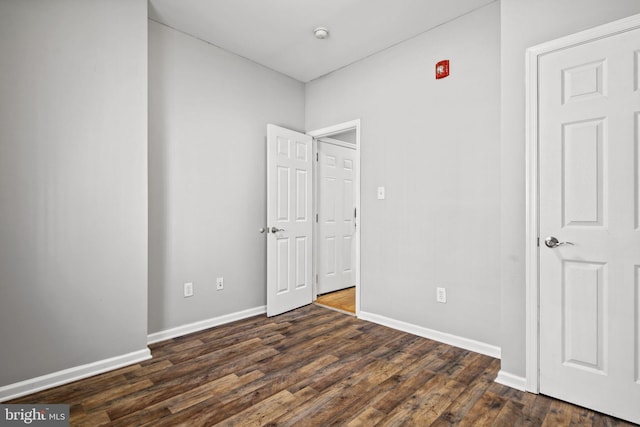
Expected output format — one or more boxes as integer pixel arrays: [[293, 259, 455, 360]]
[[314, 27, 329, 39]]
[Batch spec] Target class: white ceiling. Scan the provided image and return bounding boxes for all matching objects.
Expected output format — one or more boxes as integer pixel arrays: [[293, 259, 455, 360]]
[[148, 0, 496, 83]]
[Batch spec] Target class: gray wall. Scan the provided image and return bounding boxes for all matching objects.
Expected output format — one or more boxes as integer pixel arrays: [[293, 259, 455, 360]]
[[148, 21, 305, 333], [0, 0, 148, 386], [499, 0, 640, 377], [306, 3, 501, 347]]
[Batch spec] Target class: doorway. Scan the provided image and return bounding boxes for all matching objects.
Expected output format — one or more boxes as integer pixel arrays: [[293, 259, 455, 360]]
[[526, 13, 640, 424], [309, 120, 361, 316], [315, 136, 357, 312], [265, 120, 361, 317]]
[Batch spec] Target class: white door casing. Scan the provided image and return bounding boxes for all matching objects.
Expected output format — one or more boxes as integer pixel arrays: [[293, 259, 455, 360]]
[[308, 120, 361, 314], [317, 139, 357, 295], [526, 14, 640, 424], [266, 124, 313, 317]]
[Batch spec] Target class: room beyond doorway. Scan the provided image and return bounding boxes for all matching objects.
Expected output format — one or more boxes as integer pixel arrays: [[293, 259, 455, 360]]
[[315, 287, 355, 315]]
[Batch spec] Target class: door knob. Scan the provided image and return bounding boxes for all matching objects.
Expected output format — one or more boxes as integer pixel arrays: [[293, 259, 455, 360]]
[[544, 236, 574, 248], [259, 227, 266, 234], [270, 227, 285, 233]]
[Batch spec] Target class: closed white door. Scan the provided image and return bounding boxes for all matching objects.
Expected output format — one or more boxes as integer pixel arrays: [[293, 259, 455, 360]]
[[317, 139, 356, 295], [538, 25, 640, 423], [266, 124, 313, 316]]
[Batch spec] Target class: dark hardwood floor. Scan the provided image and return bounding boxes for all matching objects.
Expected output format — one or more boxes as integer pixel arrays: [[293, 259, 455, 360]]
[[9, 305, 635, 426]]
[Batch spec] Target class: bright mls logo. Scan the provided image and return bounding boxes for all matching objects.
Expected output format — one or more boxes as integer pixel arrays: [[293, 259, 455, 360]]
[[0, 405, 69, 426]]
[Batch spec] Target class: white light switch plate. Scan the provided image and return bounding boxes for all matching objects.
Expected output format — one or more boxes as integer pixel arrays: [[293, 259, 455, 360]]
[[184, 282, 193, 297], [377, 186, 385, 200]]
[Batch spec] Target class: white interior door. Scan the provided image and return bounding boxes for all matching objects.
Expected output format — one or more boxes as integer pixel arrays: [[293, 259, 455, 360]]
[[266, 124, 313, 316], [317, 139, 357, 295], [538, 25, 640, 423]]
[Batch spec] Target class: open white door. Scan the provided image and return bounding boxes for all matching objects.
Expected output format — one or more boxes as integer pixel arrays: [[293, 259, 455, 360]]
[[266, 124, 313, 316], [536, 22, 640, 423]]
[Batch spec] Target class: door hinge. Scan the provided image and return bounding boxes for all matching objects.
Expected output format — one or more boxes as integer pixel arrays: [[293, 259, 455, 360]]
[[316, 152, 319, 161], [316, 213, 318, 223], [316, 274, 318, 284], [354, 207, 357, 219], [537, 237, 540, 247]]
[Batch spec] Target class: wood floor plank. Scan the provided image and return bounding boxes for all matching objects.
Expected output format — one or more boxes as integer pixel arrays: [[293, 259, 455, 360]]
[[513, 394, 554, 427], [142, 352, 339, 426], [7, 305, 635, 426], [376, 375, 460, 426], [569, 405, 596, 426], [72, 410, 111, 427], [211, 389, 296, 427], [456, 390, 507, 427], [407, 378, 468, 425], [166, 373, 244, 413], [592, 413, 637, 427], [268, 357, 381, 426], [493, 399, 526, 427], [370, 368, 438, 415], [124, 359, 173, 379], [81, 379, 154, 410], [424, 359, 501, 427], [302, 359, 405, 426], [104, 344, 279, 421], [541, 400, 575, 427], [347, 406, 386, 427]]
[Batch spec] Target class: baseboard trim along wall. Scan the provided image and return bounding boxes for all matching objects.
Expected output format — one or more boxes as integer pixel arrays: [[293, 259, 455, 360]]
[[0, 348, 151, 403], [495, 370, 527, 391], [359, 311, 501, 359], [147, 306, 267, 345]]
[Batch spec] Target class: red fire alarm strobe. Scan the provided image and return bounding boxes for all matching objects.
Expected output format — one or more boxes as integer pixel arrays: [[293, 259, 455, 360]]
[[436, 60, 450, 79]]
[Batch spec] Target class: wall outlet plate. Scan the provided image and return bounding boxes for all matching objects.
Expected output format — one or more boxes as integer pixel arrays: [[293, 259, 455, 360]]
[[184, 282, 193, 297], [436, 287, 446, 303], [216, 277, 224, 290]]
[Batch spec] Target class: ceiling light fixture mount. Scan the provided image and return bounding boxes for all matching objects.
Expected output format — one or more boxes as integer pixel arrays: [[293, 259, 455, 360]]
[[314, 27, 329, 39]]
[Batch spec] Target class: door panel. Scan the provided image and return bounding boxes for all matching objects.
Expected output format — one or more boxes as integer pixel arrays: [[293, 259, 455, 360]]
[[562, 261, 606, 372], [636, 112, 640, 229], [295, 170, 308, 221], [276, 239, 290, 294], [538, 26, 640, 423], [562, 59, 606, 104], [267, 124, 313, 316], [562, 119, 604, 226], [277, 166, 290, 221], [295, 236, 308, 288], [636, 265, 640, 381], [317, 140, 356, 295]]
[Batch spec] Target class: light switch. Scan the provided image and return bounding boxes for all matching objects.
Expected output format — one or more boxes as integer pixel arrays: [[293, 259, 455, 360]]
[[377, 187, 385, 200]]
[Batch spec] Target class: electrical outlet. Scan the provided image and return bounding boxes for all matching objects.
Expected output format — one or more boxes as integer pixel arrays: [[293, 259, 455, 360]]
[[184, 282, 193, 298], [216, 277, 224, 291], [436, 287, 446, 303]]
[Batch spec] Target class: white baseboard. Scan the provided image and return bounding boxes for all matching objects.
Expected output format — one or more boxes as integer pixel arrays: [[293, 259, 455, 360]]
[[0, 348, 151, 403], [147, 305, 267, 345], [358, 311, 501, 359], [495, 370, 527, 391]]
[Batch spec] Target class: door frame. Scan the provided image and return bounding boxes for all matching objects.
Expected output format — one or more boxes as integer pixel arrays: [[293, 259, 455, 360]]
[[525, 13, 640, 393], [308, 119, 361, 315]]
